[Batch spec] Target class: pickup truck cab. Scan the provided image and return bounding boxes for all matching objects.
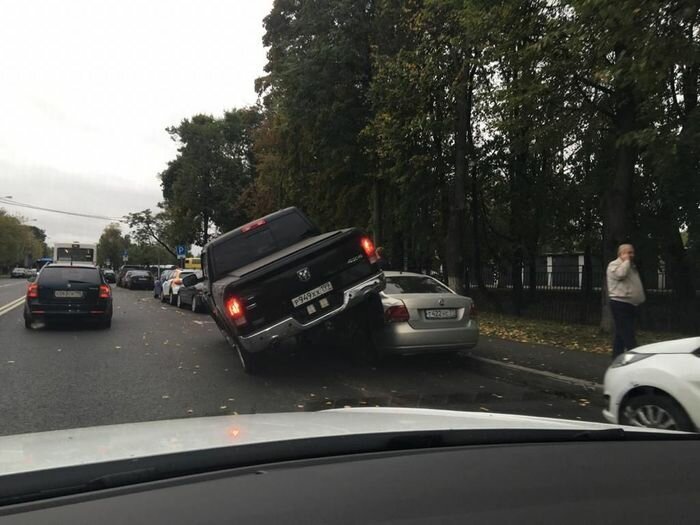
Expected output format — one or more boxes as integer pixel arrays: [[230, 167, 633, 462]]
[[186, 207, 385, 373]]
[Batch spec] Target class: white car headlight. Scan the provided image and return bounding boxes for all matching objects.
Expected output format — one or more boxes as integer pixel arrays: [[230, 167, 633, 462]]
[[610, 352, 653, 368]]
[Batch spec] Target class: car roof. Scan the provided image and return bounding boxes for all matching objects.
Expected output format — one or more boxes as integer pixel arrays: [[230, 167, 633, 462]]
[[45, 263, 98, 269]]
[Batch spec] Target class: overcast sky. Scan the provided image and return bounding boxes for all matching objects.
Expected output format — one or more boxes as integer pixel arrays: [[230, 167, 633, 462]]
[[0, 0, 274, 245]]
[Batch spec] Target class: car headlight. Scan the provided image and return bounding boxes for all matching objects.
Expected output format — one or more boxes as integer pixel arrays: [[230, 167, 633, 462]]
[[610, 352, 653, 368]]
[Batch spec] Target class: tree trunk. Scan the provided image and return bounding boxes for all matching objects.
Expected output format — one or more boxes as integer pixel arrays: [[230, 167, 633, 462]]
[[445, 72, 470, 294]]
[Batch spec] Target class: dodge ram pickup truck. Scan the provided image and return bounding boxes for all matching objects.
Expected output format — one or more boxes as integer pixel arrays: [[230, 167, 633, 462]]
[[184, 207, 385, 373]]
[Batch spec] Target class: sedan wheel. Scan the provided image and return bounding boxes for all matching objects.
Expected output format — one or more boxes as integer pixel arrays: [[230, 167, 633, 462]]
[[620, 394, 694, 432], [191, 296, 198, 313], [177, 294, 184, 309]]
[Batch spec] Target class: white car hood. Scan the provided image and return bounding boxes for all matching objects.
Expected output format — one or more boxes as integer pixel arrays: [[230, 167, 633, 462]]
[[632, 337, 700, 355], [0, 408, 637, 476]]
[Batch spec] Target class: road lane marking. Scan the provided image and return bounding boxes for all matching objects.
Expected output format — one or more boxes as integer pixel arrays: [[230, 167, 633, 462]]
[[0, 297, 25, 317], [0, 282, 26, 288]]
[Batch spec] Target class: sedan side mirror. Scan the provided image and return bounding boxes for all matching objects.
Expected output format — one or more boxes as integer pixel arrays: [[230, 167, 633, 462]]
[[181, 273, 201, 287]]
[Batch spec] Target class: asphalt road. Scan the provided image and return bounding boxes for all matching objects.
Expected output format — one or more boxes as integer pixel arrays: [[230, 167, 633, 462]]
[[0, 278, 603, 436]]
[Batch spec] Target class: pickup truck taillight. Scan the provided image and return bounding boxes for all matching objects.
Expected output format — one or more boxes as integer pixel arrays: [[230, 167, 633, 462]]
[[225, 296, 247, 327], [361, 236, 379, 264], [27, 283, 39, 299], [385, 304, 410, 323], [99, 285, 111, 299]]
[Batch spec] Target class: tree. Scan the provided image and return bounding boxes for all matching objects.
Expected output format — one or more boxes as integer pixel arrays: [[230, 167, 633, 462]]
[[96, 223, 129, 268], [125, 210, 177, 258]]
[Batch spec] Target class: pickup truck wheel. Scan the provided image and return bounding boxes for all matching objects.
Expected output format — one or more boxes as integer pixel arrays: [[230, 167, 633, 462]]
[[344, 295, 384, 365], [234, 343, 266, 374]]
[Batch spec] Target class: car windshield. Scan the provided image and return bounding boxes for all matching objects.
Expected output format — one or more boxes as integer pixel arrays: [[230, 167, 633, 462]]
[[1, 0, 698, 495], [385, 276, 452, 295]]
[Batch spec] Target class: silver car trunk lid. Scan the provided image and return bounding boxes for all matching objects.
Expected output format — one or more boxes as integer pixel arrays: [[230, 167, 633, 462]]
[[388, 292, 471, 330]]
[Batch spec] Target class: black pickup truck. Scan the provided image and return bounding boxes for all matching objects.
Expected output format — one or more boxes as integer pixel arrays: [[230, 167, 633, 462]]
[[184, 207, 385, 373]]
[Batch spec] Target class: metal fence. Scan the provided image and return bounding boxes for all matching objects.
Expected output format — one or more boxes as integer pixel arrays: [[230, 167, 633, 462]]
[[467, 266, 699, 334]]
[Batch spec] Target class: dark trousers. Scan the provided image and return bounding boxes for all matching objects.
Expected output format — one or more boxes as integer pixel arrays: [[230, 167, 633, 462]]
[[610, 300, 638, 358]]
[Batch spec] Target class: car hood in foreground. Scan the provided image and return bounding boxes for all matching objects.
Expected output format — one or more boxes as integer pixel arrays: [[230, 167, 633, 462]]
[[0, 407, 661, 476], [631, 337, 700, 355]]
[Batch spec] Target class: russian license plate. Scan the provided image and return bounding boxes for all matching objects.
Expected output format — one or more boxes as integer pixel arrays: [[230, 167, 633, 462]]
[[425, 308, 457, 319], [292, 282, 333, 308], [55, 290, 83, 298]]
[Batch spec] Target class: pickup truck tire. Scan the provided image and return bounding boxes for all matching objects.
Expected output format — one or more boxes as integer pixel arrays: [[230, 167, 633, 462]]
[[343, 293, 384, 365], [224, 333, 266, 374]]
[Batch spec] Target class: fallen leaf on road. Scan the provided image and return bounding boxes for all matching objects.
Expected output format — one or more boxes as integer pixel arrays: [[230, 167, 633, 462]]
[[162, 395, 169, 399], [325, 401, 332, 406], [220, 406, 227, 410], [163, 340, 169, 345], [57, 349, 62, 352], [7, 360, 15, 364], [491, 394, 503, 399], [297, 404, 304, 409], [228, 398, 234, 402], [186, 409, 193, 415], [115, 346, 121, 349], [233, 411, 239, 415], [344, 405, 352, 408], [193, 371, 198, 375], [479, 406, 490, 412], [194, 365, 200, 369], [309, 393, 316, 397]]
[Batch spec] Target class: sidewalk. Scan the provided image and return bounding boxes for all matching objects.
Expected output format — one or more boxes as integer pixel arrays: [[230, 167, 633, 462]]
[[463, 336, 612, 401]]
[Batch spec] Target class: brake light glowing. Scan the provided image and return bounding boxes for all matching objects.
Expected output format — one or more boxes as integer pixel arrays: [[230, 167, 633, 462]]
[[99, 285, 111, 299], [241, 218, 267, 233], [385, 304, 410, 323], [225, 297, 247, 326], [469, 302, 477, 319], [361, 236, 379, 264], [27, 283, 39, 299]]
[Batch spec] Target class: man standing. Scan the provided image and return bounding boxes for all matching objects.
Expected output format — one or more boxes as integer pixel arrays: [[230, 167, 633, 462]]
[[606, 243, 646, 359]]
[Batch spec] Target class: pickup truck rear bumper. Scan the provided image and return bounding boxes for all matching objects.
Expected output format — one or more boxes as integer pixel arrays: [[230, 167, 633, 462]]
[[238, 272, 385, 353]]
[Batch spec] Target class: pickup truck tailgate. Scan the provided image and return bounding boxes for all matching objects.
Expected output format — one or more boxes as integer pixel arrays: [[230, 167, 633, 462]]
[[224, 230, 379, 335]]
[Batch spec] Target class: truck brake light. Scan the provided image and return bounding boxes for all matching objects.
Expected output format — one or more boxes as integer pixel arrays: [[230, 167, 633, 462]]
[[225, 296, 247, 327], [27, 283, 39, 299], [99, 285, 111, 299], [241, 218, 267, 233], [361, 237, 379, 264]]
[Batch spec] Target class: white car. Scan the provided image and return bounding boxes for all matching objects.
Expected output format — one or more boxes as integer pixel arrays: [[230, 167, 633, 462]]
[[161, 268, 196, 305], [603, 337, 700, 432], [11, 267, 27, 278]]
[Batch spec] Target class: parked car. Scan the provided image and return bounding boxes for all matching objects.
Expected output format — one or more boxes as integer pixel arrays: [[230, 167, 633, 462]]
[[161, 268, 196, 305], [176, 270, 207, 312], [124, 270, 154, 290], [26, 268, 38, 278], [11, 267, 27, 278], [102, 269, 116, 283], [376, 271, 478, 356], [154, 269, 173, 299], [186, 207, 385, 373], [603, 337, 700, 432], [116, 265, 145, 287], [23, 263, 113, 329]]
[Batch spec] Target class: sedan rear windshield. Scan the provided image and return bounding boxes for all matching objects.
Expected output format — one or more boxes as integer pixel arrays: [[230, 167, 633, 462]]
[[39, 268, 102, 286], [385, 276, 452, 294], [130, 271, 153, 277]]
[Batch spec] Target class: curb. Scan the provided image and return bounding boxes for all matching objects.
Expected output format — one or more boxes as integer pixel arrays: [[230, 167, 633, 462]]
[[464, 354, 604, 402]]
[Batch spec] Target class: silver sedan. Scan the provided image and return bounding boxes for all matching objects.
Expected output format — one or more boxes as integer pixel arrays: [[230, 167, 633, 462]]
[[376, 271, 478, 355]]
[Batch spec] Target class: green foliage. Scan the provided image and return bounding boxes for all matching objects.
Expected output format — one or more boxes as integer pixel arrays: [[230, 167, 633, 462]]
[[0, 210, 47, 271], [96, 223, 128, 268]]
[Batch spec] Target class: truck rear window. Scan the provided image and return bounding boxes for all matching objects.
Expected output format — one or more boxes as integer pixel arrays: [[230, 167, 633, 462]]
[[210, 213, 317, 278], [39, 268, 102, 286]]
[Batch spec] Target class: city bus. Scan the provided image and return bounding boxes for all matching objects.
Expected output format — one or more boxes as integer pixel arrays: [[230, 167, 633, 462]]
[[53, 242, 97, 265]]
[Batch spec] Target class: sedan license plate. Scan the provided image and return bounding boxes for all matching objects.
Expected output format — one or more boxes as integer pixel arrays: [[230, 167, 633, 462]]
[[54, 290, 83, 298], [425, 308, 457, 320], [292, 282, 333, 308]]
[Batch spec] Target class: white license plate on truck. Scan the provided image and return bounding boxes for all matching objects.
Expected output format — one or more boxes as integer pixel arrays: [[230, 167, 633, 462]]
[[425, 309, 457, 319], [291, 282, 333, 308]]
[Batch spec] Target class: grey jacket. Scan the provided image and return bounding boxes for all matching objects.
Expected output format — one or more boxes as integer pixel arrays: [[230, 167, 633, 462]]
[[607, 258, 646, 306]]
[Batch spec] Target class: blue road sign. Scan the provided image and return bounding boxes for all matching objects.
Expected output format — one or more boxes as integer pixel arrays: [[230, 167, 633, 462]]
[[176, 245, 186, 257]]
